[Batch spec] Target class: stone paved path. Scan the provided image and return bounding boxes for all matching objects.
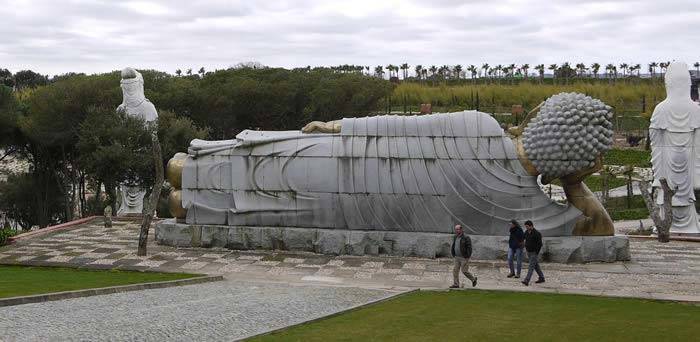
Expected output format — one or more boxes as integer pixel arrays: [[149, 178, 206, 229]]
[[1, 219, 698, 302], [0, 279, 395, 342]]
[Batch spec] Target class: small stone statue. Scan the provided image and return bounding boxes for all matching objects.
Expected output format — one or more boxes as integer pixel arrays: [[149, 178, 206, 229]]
[[103, 206, 113, 228]]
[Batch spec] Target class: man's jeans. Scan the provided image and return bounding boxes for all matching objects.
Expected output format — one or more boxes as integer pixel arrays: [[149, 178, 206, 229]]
[[507, 247, 523, 276], [524, 252, 545, 282], [453, 257, 476, 286]]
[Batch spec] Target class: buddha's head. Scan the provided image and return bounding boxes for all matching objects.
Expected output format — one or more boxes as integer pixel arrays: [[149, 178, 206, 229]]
[[665, 62, 691, 100], [521, 92, 613, 182], [120, 67, 145, 106]]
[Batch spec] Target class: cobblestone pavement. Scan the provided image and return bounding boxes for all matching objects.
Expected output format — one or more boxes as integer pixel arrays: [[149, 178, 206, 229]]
[[1, 219, 699, 302], [0, 279, 395, 342]]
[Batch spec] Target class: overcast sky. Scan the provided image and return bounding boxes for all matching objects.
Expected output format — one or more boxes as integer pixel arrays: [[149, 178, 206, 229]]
[[1, 0, 698, 76]]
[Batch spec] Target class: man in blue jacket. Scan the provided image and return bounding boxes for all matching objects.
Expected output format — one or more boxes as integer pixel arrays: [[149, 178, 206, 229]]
[[450, 224, 477, 288], [522, 220, 545, 286], [507, 219, 525, 278]]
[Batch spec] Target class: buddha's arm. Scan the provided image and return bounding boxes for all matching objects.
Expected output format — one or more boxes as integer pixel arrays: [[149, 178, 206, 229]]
[[301, 120, 342, 133]]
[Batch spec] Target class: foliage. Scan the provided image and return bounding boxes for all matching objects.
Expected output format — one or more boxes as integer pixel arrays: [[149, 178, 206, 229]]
[[77, 107, 153, 210], [390, 82, 664, 116], [609, 208, 650, 221], [0, 265, 198, 298], [0, 227, 16, 246], [603, 148, 651, 167], [252, 290, 700, 342], [0, 172, 65, 230]]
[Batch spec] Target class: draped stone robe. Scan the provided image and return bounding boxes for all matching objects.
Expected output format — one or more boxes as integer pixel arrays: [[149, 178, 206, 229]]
[[649, 62, 700, 234], [181, 111, 583, 236]]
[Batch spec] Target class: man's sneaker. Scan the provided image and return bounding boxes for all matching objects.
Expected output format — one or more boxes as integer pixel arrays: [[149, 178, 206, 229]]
[[449, 284, 460, 289], [472, 277, 478, 287], [521, 280, 529, 286], [535, 278, 545, 284], [507, 273, 515, 278]]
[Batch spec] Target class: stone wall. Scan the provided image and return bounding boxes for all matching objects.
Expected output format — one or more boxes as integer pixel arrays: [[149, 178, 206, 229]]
[[156, 219, 629, 263]]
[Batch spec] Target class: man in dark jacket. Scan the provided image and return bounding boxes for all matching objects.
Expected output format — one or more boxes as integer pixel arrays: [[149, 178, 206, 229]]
[[507, 219, 525, 278], [450, 224, 477, 288], [522, 220, 545, 286]]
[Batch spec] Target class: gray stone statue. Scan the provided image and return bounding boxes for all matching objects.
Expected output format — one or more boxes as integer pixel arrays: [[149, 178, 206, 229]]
[[650, 61, 700, 234], [159, 93, 629, 261], [171, 94, 614, 236], [116, 67, 158, 215]]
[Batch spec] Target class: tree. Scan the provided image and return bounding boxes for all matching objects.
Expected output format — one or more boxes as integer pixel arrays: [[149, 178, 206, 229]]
[[548, 64, 558, 82], [453, 64, 462, 80], [186, 68, 192, 76], [467, 65, 478, 82], [521, 64, 530, 80], [175, 69, 182, 77], [0, 69, 14, 88], [13, 70, 47, 90], [414, 65, 423, 82], [619, 63, 629, 78], [198, 67, 205, 76], [648, 62, 657, 78], [400, 63, 409, 80], [374, 65, 385, 78], [429, 65, 438, 85], [481, 63, 489, 79], [535, 64, 545, 83], [591, 63, 601, 79], [638, 178, 674, 243]]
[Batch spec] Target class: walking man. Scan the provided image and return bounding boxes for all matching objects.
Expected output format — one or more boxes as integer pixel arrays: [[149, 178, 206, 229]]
[[522, 220, 545, 286], [507, 219, 524, 278], [450, 224, 478, 288]]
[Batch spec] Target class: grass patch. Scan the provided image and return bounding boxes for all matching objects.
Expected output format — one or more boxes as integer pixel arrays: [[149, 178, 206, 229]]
[[251, 290, 699, 342], [550, 175, 627, 192], [603, 148, 651, 167], [0, 265, 198, 299]]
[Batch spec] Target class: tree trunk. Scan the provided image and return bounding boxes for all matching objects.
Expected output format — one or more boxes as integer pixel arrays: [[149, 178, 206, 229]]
[[637, 178, 674, 243], [137, 133, 164, 256]]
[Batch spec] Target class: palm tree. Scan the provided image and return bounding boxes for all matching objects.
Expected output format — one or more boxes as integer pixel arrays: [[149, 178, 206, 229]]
[[467, 65, 478, 83], [421, 69, 427, 82], [521, 64, 530, 79], [198, 67, 205, 76], [648, 62, 658, 78], [548, 64, 558, 82], [439, 65, 450, 82], [619, 63, 629, 78], [175, 69, 182, 77], [429, 65, 438, 85], [453, 64, 463, 80], [400, 63, 409, 80], [633, 64, 641, 77], [591, 63, 600, 79], [374, 65, 385, 78], [186, 68, 192, 76], [386, 64, 395, 78], [535, 64, 545, 83], [659, 62, 669, 76], [414, 65, 423, 82], [481, 63, 490, 79]]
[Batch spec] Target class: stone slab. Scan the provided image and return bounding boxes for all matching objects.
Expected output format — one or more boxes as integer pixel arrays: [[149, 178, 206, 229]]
[[156, 219, 630, 263]]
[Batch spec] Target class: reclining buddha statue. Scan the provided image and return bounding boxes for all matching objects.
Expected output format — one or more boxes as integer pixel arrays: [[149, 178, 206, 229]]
[[166, 92, 614, 237]]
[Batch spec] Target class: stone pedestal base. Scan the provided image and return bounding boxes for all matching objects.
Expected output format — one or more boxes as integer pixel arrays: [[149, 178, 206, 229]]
[[155, 219, 630, 263]]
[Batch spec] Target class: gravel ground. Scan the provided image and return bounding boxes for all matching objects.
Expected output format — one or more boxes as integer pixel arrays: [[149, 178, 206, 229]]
[[0, 280, 395, 342]]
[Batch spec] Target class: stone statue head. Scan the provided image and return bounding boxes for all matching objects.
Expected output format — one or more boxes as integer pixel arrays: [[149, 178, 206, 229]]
[[120, 67, 146, 107], [665, 62, 691, 99]]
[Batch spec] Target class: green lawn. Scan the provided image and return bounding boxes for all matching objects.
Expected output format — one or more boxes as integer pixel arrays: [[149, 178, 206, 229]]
[[251, 290, 699, 342], [603, 148, 651, 167], [0, 265, 198, 298]]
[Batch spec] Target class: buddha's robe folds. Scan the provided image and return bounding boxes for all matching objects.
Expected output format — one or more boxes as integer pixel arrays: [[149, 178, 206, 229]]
[[650, 61, 700, 234], [182, 111, 582, 236]]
